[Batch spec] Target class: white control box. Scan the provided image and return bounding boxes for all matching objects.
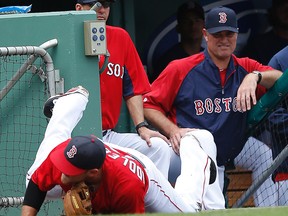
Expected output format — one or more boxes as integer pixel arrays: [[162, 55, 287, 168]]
[[84, 20, 107, 56]]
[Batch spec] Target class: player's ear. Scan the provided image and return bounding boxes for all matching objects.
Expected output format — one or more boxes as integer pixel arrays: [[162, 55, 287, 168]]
[[75, 3, 83, 11], [202, 29, 208, 41]]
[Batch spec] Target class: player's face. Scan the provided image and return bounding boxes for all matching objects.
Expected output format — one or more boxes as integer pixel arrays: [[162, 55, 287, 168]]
[[61, 169, 102, 186], [96, 3, 110, 21], [178, 12, 204, 41], [75, 1, 111, 21], [203, 29, 237, 60]]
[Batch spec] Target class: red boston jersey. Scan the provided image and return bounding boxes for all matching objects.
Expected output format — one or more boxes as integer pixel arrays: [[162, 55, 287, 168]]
[[91, 144, 148, 214], [31, 142, 149, 214], [99, 26, 151, 130]]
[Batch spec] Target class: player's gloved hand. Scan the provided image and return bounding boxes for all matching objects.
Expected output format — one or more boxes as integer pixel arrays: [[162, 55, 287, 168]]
[[63, 182, 92, 216]]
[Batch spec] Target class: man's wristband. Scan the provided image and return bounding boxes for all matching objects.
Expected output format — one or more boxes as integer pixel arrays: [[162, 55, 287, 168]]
[[135, 121, 149, 135], [252, 71, 262, 84]]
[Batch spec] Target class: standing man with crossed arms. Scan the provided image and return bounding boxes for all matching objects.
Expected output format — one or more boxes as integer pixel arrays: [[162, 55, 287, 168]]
[[143, 6, 283, 208], [74, 0, 171, 178]]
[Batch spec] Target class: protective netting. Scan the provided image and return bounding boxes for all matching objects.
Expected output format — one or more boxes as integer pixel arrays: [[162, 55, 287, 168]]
[[227, 84, 288, 208], [0, 54, 63, 215]]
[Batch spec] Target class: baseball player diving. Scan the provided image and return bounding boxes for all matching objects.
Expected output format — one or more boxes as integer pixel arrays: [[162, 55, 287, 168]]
[[22, 86, 223, 215]]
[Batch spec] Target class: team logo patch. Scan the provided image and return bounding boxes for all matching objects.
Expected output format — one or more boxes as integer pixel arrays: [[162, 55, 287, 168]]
[[66, 145, 77, 158], [218, 12, 227, 24]]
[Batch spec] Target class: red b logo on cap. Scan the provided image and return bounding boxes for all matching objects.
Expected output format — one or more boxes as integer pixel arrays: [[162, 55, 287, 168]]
[[218, 12, 227, 24], [66, 145, 77, 158]]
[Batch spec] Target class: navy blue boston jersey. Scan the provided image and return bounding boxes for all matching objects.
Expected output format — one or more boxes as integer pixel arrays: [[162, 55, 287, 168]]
[[144, 49, 272, 166]]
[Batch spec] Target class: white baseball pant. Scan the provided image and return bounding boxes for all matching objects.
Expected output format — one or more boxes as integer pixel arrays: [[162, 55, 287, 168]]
[[275, 180, 288, 206], [234, 137, 277, 207], [216, 137, 277, 207], [102, 130, 171, 179], [169, 130, 226, 210], [26, 92, 88, 199], [113, 130, 220, 212]]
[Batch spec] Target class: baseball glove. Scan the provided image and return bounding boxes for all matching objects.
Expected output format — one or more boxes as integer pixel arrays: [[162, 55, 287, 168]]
[[63, 182, 92, 216]]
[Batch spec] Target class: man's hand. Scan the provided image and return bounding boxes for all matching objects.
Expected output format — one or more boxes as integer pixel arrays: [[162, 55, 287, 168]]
[[137, 126, 170, 147], [236, 72, 258, 112], [237, 70, 283, 112], [168, 128, 198, 155]]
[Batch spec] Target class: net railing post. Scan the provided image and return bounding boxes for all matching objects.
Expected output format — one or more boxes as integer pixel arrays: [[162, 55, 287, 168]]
[[0, 39, 58, 101], [0, 197, 24, 207]]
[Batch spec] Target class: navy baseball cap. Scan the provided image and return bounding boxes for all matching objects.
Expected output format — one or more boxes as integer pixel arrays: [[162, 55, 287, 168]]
[[205, 6, 238, 34], [50, 135, 106, 176]]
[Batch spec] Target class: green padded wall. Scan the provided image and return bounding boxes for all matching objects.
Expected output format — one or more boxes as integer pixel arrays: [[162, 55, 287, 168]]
[[0, 10, 102, 136]]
